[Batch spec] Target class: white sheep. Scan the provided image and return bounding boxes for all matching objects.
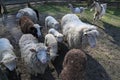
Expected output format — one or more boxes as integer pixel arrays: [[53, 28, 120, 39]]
[[45, 16, 60, 30], [0, 38, 17, 71], [90, 1, 107, 22], [68, 3, 87, 16], [16, 7, 38, 23], [61, 14, 99, 49], [44, 34, 58, 61], [48, 28, 63, 42], [19, 34, 50, 75]]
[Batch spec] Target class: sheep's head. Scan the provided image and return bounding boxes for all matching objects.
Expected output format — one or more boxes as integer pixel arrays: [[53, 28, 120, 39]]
[[83, 27, 99, 48], [1, 53, 17, 71], [49, 28, 63, 42], [30, 43, 50, 64], [55, 34, 63, 42], [33, 24, 43, 38]]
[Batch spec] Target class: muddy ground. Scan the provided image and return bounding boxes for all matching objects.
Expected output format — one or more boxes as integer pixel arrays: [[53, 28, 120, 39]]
[[0, 4, 120, 80]]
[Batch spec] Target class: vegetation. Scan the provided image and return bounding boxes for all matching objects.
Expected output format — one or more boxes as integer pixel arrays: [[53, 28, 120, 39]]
[[1, 3, 120, 80]]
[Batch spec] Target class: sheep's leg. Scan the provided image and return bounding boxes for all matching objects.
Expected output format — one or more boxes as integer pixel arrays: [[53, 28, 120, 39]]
[[45, 21, 48, 32], [93, 12, 99, 23]]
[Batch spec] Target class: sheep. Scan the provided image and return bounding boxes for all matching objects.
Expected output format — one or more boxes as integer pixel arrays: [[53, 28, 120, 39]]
[[90, 1, 107, 22], [61, 14, 99, 49], [45, 16, 60, 30], [60, 49, 87, 80], [68, 3, 87, 16], [19, 16, 43, 41], [48, 28, 63, 42], [16, 7, 39, 23], [0, 38, 17, 71], [44, 34, 58, 61], [19, 34, 50, 75]]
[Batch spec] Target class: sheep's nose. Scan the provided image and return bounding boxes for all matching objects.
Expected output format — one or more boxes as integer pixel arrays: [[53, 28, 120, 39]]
[[42, 59, 47, 64]]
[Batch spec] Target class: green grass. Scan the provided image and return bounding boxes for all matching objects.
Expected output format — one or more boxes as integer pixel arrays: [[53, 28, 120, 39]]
[[102, 8, 120, 28], [35, 4, 70, 16]]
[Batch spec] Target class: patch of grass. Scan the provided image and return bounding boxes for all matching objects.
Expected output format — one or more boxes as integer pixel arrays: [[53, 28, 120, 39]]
[[35, 4, 70, 16], [102, 8, 120, 28]]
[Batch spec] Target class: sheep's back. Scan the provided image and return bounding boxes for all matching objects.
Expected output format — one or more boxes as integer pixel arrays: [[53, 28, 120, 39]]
[[19, 34, 38, 49], [60, 49, 87, 80], [45, 34, 57, 45], [61, 14, 80, 27], [19, 8, 37, 23]]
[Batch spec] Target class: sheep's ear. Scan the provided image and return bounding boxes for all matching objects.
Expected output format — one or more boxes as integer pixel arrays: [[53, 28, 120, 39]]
[[30, 48, 37, 53]]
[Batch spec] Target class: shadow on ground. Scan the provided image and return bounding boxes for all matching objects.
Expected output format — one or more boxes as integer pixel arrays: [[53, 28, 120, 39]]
[[102, 21, 120, 46], [85, 54, 111, 80]]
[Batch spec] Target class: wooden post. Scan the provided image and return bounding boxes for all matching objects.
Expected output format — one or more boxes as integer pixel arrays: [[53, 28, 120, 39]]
[[0, 0, 7, 14]]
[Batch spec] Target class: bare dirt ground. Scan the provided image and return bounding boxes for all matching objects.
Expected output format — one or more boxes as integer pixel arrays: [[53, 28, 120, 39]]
[[0, 4, 120, 80]]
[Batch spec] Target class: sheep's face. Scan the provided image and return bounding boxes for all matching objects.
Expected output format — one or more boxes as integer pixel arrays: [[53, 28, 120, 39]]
[[83, 29, 99, 48], [56, 35, 63, 42], [33, 24, 43, 38], [1, 53, 16, 71], [37, 49, 48, 64], [30, 46, 50, 64]]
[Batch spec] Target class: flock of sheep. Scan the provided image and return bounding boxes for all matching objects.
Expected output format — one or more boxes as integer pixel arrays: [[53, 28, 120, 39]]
[[0, 1, 105, 80]]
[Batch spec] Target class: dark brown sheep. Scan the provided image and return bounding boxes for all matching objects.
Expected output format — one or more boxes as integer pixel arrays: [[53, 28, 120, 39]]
[[60, 49, 87, 80], [19, 16, 43, 40]]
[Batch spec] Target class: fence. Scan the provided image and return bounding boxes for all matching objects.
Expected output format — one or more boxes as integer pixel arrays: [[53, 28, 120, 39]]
[[2, 0, 86, 5]]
